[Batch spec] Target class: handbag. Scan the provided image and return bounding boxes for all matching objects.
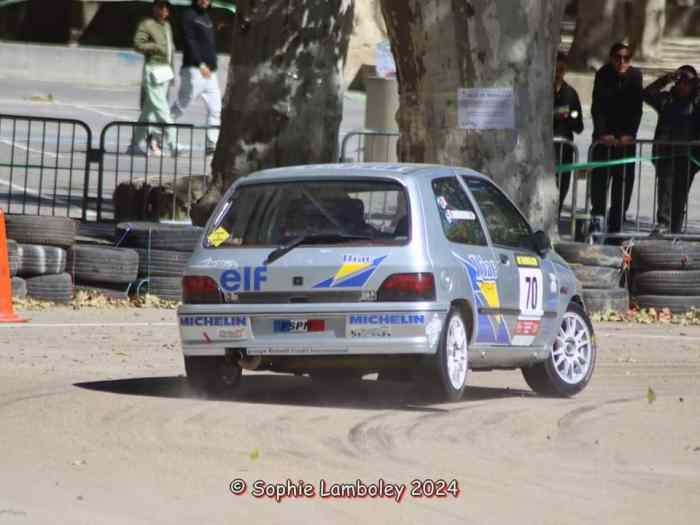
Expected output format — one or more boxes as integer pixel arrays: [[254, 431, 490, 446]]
[[149, 64, 174, 84]]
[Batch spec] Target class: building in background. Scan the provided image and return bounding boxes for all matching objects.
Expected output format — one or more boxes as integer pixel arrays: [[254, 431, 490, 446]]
[[0, 0, 236, 51]]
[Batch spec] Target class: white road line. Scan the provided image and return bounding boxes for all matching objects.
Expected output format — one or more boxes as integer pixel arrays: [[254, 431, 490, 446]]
[[66, 102, 132, 120], [0, 177, 41, 195], [0, 322, 177, 329], [0, 178, 97, 219], [0, 138, 59, 158]]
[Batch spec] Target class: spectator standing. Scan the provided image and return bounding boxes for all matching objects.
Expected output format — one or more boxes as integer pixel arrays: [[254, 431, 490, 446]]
[[171, 0, 222, 155], [553, 52, 584, 216], [643, 65, 700, 233], [128, 0, 179, 157], [590, 42, 644, 235]]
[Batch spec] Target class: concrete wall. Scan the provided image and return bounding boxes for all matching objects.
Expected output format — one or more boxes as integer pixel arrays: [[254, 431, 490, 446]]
[[0, 41, 229, 89]]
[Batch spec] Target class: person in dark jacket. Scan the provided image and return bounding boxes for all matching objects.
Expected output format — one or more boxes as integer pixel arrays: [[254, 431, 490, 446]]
[[643, 65, 700, 233], [554, 52, 584, 216], [590, 42, 644, 235], [170, 0, 221, 154]]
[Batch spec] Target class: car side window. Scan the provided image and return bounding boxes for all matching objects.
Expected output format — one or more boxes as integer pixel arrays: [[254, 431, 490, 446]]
[[462, 177, 533, 250], [431, 177, 487, 246]]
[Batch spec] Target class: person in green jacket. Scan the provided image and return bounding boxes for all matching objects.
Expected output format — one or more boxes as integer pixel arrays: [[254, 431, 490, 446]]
[[128, 0, 184, 156]]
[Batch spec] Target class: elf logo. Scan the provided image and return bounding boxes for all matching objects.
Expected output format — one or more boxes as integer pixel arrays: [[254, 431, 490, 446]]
[[220, 266, 268, 292]]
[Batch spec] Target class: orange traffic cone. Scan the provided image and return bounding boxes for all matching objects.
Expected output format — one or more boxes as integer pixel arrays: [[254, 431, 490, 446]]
[[0, 209, 27, 323]]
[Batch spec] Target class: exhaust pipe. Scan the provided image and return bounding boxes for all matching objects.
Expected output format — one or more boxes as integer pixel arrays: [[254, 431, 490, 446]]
[[234, 350, 261, 371]]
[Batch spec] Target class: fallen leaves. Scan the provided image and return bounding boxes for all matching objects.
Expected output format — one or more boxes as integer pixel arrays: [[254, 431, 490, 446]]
[[13, 291, 179, 311], [27, 93, 54, 103], [647, 386, 657, 405], [592, 307, 700, 325]]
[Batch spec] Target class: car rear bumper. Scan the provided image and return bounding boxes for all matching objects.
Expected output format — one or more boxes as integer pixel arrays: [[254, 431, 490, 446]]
[[178, 302, 449, 357]]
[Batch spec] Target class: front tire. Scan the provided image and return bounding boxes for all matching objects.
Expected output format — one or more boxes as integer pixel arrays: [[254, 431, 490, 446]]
[[184, 356, 242, 395], [522, 302, 596, 397], [419, 307, 469, 402]]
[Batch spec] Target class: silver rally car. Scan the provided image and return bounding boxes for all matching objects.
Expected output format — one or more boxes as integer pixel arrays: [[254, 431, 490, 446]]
[[178, 163, 596, 401]]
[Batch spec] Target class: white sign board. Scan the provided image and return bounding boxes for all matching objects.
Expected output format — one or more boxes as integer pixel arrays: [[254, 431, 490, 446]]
[[375, 40, 397, 79], [458, 88, 515, 130]]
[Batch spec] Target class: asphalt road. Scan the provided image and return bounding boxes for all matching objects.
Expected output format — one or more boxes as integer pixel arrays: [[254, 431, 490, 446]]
[[0, 78, 365, 221], [0, 307, 698, 524]]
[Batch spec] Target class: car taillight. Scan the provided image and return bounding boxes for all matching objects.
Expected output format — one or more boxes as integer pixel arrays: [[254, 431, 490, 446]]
[[182, 276, 222, 304], [377, 273, 436, 302]]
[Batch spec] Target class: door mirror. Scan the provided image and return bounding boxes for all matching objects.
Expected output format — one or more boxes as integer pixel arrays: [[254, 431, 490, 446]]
[[532, 230, 550, 256]]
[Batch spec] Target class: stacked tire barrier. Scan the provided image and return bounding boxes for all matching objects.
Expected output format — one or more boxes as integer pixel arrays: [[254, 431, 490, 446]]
[[115, 222, 202, 300], [67, 245, 139, 296], [5, 215, 77, 303], [6, 215, 200, 304], [554, 242, 629, 314], [630, 240, 700, 313]]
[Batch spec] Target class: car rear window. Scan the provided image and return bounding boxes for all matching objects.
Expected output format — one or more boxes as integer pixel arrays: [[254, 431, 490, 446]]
[[205, 179, 410, 248]]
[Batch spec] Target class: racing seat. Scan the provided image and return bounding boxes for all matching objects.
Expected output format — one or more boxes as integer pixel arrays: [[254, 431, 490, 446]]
[[327, 197, 369, 235], [277, 199, 333, 240]]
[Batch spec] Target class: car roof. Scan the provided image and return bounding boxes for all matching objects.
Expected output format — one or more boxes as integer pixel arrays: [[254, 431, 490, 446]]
[[236, 163, 489, 184]]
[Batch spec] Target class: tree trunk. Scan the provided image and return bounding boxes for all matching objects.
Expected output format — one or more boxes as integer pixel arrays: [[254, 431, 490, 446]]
[[191, 0, 354, 225], [569, 0, 666, 69], [379, 0, 565, 236], [628, 0, 666, 62], [568, 0, 618, 70]]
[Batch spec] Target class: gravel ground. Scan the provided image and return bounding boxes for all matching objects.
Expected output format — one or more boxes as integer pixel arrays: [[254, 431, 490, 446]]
[[0, 307, 699, 524]]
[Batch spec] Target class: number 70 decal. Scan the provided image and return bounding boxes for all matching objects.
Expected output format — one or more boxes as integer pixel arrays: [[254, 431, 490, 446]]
[[519, 268, 544, 317]]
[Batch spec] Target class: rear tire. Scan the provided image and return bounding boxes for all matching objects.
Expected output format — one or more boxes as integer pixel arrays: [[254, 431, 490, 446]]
[[522, 302, 596, 397], [418, 307, 468, 402], [184, 356, 242, 395]]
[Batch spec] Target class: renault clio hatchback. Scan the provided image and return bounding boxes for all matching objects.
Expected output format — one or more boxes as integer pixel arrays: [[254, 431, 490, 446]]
[[177, 163, 596, 401]]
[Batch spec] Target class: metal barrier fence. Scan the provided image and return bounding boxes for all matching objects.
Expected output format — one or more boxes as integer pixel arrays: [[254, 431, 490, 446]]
[[585, 139, 700, 240], [97, 122, 217, 222], [0, 113, 93, 220], [554, 137, 580, 237], [0, 113, 216, 222], [339, 129, 400, 163]]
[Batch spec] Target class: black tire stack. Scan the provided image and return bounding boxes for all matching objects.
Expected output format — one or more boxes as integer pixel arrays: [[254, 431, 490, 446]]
[[630, 240, 700, 313], [554, 242, 629, 314], [67, 245, 140, 296], [5, 215, 77, 303], [115, 222, 201, 300]]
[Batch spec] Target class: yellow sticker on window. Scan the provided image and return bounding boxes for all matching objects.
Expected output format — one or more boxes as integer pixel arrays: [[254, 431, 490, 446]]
[[515, 255, 539, 267], [208, 227, 231, 247]]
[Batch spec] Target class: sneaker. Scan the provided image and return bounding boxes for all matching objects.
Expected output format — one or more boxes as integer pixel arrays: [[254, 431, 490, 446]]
[[125, 143, 147, 156], [148, 136, 163, 157]]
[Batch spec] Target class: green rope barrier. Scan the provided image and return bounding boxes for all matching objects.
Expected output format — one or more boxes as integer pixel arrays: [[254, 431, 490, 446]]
[[555, 155, 661, 174]]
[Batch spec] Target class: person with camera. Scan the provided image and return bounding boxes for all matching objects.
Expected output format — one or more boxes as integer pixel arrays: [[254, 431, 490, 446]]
[[590, 42, 644, 237], [554, 52, 584, 217], [644, 65, 700, 234]]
